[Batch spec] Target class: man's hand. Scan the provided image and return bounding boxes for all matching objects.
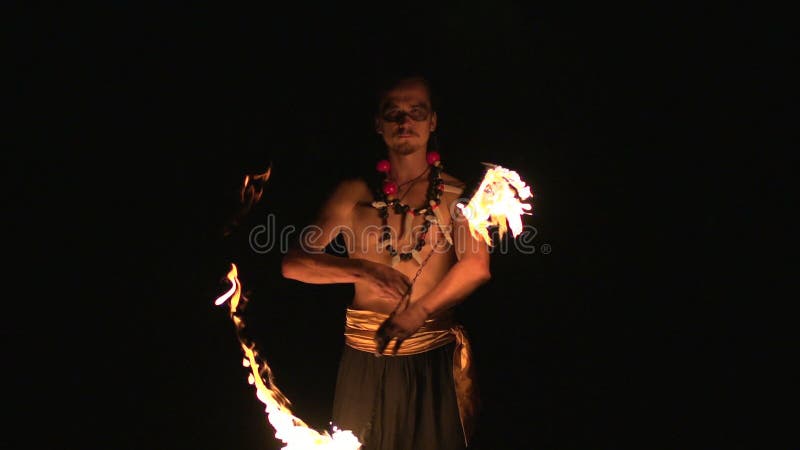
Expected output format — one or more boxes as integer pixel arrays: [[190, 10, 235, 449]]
[[362, 261, 412, 307], [374, 302, 430, 355]]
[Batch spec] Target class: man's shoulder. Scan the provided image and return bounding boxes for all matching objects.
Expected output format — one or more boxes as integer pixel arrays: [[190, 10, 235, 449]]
[[335, 176, 372, 192], [332, 176, 374, 204], [440, 172, 467, 191]]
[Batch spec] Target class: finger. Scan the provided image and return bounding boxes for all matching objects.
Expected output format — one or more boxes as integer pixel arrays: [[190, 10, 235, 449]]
[[393, 282, 409, 298], [384, 285, 405, 301], [392, 337, 405, 355], [396, 292, 411, 313], [375, 334, 390, 356], [376, 331, 394, 356], [392, 282, 410, 299], [382, 287, 399, 301], [374, 328, 388, 355], [374, 318, 393, 355]]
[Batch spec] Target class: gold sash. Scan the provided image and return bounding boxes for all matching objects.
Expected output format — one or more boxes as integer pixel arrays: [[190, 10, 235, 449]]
[[343, 307, 479, 446]]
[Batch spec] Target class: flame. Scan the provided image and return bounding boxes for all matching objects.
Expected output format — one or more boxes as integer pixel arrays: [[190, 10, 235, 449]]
[[224, 165, 273, 237], [457, 163, 533, 246], [214, 264, 240, 306], [214, 263, 361, 449], [240, 166, 272, 204]]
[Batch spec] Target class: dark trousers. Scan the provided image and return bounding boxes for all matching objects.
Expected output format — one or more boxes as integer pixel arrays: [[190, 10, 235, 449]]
[[331, 342, 466, 450]]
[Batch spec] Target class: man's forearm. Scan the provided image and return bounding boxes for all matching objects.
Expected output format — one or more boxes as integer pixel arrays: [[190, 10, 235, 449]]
[[281, 247, 366, 284], [416, 258, 491, 316]]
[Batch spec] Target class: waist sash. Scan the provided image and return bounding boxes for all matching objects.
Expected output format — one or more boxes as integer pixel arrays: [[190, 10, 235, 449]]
[[343, 307, 479, 446]]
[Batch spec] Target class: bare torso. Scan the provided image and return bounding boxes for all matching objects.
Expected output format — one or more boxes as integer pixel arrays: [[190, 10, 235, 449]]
[[343, 174, 465, 314]]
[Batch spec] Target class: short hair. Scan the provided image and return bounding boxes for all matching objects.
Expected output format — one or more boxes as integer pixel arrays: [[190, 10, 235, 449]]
[[374, 73, 437, 114]]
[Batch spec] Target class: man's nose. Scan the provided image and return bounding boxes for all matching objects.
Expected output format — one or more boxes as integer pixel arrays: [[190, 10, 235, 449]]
[[397, 112, 412, 125]]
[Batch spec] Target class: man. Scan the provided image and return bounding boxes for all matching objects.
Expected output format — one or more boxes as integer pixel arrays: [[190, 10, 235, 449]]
[[281, 75, 491, 450]]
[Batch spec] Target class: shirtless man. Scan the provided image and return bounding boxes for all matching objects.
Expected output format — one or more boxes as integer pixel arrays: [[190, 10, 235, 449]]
[[281, 75, 491, 450]]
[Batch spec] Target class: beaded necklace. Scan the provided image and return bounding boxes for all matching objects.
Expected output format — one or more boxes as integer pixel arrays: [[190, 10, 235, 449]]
[[371, 152, 446, 266]]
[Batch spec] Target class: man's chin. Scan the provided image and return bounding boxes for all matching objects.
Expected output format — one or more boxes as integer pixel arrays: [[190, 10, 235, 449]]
[[390, 142, 421, 156]]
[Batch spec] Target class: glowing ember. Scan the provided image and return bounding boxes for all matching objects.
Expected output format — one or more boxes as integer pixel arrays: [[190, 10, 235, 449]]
[[457, 163, 533, 246], [214, 263, 361, 449]]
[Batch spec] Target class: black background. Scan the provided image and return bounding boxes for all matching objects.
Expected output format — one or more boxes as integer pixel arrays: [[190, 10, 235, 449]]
[[6, 3, 788, 450]]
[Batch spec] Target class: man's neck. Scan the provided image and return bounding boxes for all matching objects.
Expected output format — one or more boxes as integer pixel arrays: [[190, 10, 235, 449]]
[[387, 148, 429, 185]]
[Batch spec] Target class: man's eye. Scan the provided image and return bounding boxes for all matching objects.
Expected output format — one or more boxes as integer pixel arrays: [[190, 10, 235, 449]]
[[410, 109, 428, 120]]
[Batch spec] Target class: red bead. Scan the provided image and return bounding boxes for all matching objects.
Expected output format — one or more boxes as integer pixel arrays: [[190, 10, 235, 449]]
[[426, 151, 440, 165], [383, 181, 397, 195], [376, 160, 391, 173]]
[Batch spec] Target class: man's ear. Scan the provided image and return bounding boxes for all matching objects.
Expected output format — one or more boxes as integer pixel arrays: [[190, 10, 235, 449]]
[[375, 117, 382, 134], [430, 112, 437, 132]]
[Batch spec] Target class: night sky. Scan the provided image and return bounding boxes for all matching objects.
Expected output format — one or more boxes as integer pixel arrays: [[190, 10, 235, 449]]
[[7, 3, 786, 450]]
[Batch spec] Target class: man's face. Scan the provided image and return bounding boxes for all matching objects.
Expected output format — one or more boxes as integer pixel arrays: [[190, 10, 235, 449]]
[[376, 81, 437, 155]]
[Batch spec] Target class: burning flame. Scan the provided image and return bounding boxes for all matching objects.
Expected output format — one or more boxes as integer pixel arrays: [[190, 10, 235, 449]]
[[240, 166, 272, 205], [224, 165, 273, 237], [214, 263, 361, 449], [457, 163, 533, 246]]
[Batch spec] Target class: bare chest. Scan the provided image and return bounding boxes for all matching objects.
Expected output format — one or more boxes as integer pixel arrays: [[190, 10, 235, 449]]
[[346, 187, 456, 264]]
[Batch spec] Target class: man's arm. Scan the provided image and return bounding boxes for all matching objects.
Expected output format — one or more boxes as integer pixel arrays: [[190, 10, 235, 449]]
[[281, 178, 362, 284], [376, 208, 491, 344], [416, 176, 491, 315], [281, 179, 411, 300], [282, 248, 368, 284], [416, 225, 491, 316]]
